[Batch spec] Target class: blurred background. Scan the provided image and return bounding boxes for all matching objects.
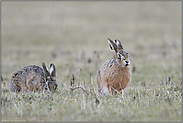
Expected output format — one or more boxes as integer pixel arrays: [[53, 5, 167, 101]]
[[2, 1, 181, 89]]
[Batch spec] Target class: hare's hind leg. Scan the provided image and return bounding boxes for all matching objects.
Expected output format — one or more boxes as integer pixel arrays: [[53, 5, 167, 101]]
[[9, 80, 21, 92], [11, 70, 28, 92], [11, 80, 28, 93], [12, 78, 28, 92]]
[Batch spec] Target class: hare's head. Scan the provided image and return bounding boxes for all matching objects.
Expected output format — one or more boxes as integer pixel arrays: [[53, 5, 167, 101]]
[[108, 38, 130, 67], [42, 62, 58, 92]]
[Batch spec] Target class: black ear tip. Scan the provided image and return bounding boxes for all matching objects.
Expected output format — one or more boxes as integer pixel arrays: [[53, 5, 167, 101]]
[[108, 38, 114, 44], [117, 39, 122, 44], [108, 38, 112, 41], [42, 62, 46, 67], [50, 63, 53, 68], [50, 63, 55, 68]]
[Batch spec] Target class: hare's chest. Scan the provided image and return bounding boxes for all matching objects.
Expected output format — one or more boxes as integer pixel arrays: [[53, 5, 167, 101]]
[[106, 67, 131, 88]]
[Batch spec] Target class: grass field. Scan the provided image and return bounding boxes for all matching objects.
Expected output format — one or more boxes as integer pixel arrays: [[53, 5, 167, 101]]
[[1, 1, 182, 122]]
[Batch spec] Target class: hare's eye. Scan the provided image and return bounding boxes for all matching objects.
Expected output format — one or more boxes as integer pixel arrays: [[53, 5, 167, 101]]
[[117, 53, 121, 57], [121, 55, 125, 60]]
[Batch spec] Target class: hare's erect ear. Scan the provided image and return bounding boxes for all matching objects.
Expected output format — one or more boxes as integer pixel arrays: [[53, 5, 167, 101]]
[[42, 62, 50, 78], [108, 38, 117, 52], [115, 39, 123, 50], [50, 63, 56, 78]]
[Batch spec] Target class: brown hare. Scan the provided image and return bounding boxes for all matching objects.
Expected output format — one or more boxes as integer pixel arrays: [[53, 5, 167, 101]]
[[97, 38, 131, 98], [9, 62, 58, 93]]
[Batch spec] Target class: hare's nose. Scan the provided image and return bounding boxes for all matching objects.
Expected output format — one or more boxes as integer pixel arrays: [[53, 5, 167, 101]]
[[45, 85, 48, 90]]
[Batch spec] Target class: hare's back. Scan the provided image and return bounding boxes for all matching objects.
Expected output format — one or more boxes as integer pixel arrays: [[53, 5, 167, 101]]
[[24, 65, 44, 76], [11, 65, 44, 82], [24, 65, 45, 82], [100, 59, 116, 74]]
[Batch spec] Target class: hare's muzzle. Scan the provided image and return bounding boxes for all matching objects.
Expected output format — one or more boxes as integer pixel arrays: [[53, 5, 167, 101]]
[[47, 81, 58, 91]]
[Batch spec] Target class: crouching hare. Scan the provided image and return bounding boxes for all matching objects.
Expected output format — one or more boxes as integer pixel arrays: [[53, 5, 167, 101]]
[[97, 38, 131, 98], [9, 62, 58, 93]]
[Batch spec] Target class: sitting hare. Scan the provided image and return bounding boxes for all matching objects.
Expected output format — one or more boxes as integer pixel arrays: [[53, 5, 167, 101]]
[[9, 62, 58, 93], [97, 38, 131, 98]]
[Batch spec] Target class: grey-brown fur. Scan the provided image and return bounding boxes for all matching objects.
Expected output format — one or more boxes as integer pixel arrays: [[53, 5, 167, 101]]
[[9, 62, 58, 93]]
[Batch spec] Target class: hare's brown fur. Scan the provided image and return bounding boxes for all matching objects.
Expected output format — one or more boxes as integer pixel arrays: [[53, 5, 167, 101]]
[[97, 38, 131, 96], [10, 62, 57, 93]]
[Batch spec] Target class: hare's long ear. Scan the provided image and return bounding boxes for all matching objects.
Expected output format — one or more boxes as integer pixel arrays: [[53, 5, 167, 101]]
[[50, 63, 56, 79], [108, 38, 117, 52], [115, 39, 123, 51], [42, 62, 50, 80]]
